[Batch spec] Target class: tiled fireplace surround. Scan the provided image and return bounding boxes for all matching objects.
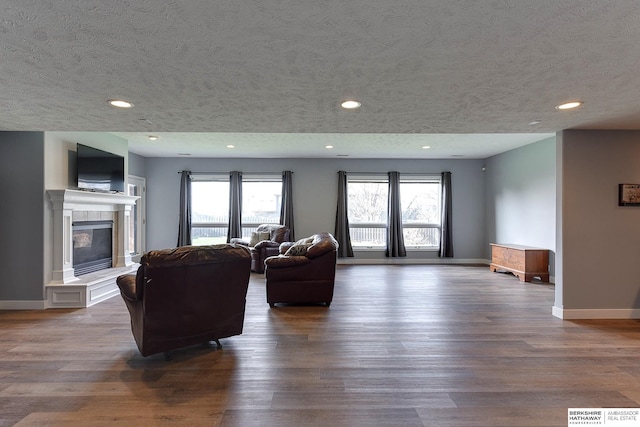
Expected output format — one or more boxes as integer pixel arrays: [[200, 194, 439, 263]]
[[46, 189, 139, 308]]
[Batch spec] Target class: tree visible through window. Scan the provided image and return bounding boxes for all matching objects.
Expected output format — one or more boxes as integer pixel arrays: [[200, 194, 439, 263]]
[[191, 180, 229, 245], [400, 179, 441, 248], [348, 180, 388, 247], [241, 179, 282, 238], [190, 176, 282, 245], [347, 175, 441, 249]]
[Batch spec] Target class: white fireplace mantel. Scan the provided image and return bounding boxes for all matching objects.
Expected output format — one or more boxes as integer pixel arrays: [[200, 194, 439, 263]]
[[46, 189, 139, 308], [48, 189, 139, 212]]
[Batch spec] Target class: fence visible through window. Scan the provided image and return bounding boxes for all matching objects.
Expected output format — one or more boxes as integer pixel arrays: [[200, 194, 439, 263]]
[[349, 225, 440, 248], [347, 176, 442, 249], [190, 177, 282, 246]]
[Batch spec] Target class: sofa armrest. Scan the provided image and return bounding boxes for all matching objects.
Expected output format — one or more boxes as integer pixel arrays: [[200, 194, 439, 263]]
[[306, 239, 338, 259], [254, 240, 281, 250], [116, 274, 138, 302], [265, 255, 311, 268]]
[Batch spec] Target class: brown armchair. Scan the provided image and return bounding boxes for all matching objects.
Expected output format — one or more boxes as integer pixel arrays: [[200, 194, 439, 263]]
[[231, 224, 291, 273], [116, 244, 251, 358], [264, 232, 338, 307]]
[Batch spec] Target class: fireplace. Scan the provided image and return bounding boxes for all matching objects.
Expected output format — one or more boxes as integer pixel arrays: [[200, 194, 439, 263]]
[[46, 189, 139, 308], [72, 221, 113, 276]]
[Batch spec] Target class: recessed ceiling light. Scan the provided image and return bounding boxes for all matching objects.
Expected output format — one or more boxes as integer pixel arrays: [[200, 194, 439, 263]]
[[148, 135, 159, 141], [226, 145, 235, 148], [341, 100, 361, 109], [555, 101, 583, 110], [422, 145, 431, 149], [107, 99, 134, 108], [325, 145, 334, 149], [528, 120, 541, 125]]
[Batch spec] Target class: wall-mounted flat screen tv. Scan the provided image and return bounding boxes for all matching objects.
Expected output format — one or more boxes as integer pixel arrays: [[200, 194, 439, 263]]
[[76, 144, 125, 193]]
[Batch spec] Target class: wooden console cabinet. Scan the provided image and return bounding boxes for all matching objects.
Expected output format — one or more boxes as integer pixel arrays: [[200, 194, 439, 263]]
[[490, 243, 549, 282]]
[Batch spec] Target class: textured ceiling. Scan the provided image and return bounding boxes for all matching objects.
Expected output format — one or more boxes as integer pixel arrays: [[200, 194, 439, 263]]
[[2, 1, 640, 158]]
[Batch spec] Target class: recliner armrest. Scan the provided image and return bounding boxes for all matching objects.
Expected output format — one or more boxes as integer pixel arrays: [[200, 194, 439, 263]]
[[116, 274, 138, 302]]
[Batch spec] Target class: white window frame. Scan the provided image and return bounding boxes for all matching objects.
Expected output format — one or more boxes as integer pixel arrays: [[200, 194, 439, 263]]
[[190, 174, 283, 244], [190, 174, 230, 245], [347, 175, 388, 249], [399, 175, 441, 250], [240, 174, 283, 238], [347, 174, 442, 251]]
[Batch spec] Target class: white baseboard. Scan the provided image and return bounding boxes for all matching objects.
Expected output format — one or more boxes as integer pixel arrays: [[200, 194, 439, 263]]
[[337, 258, 489, 265], [553, 306, 640, 319]]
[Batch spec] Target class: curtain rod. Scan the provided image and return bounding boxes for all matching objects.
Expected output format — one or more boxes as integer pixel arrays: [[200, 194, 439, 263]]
[[339, 172, 446, 176], [177, 171, 291, 175]]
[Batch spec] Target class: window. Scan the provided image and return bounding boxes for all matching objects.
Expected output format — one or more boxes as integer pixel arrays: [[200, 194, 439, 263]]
[[347, 174, 441, 249], [400, 177, 441, 248], [191, 178, 230, 245], [190, 174, 282, 245], [241, 176, 282, 238], [347, 178, 388, 248]]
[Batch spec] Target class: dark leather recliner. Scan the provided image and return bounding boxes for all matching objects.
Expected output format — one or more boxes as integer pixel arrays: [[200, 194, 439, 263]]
[[264, 232, 338, 307], [116, 244, 251, 357], [231, 224, 290, 273]]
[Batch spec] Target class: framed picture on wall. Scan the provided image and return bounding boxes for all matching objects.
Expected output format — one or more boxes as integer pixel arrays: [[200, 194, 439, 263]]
[[618, 184, 640, 206]]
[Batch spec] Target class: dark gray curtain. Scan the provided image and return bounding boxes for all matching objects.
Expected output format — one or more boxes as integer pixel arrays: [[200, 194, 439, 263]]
[[439, 171, 454, 258], [177, 170, 192, 247], [227, 171, 242, 243], [280, 170, 295, 241], [386, 171, 406, 257], [334, 171, 353, 257]]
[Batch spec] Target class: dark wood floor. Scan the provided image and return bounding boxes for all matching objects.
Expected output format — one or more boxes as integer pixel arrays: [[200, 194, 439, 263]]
[[1, 265, 640, 426]]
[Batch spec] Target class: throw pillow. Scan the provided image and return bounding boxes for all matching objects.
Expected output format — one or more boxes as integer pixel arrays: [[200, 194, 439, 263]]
[[249, 232, 260, 247], [285, 243, 312, 256], [249, 231, 271, 246], [259, 231, 271, 241]]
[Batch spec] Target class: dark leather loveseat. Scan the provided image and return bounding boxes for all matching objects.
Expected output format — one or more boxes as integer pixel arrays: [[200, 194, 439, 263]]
[[264, 232, 339, 307], [116, 244, 251, 357]]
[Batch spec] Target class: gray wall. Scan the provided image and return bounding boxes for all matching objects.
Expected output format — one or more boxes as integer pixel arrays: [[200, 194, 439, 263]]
[[0, 132, 45, 301], [144, 157, 486, 260], [484, 137, 557, 276], [128, 152, 146, 177], [557, 130, 640, 312]]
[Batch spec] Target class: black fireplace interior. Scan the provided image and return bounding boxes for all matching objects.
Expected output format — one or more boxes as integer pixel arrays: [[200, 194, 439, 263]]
[[73, 220, 113, 276]]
